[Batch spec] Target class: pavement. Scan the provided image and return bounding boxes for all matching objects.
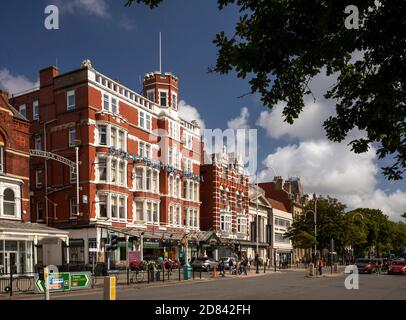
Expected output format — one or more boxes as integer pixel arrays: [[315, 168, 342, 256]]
[[2, 267, 405, 300]]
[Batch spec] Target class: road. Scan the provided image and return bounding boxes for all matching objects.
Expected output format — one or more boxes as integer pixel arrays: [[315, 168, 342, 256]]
[[18, 270, 406, 300]]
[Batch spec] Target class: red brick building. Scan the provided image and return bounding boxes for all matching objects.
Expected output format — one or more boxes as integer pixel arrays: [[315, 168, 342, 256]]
[[10, 60, 203, 266], [0, 90, 68, 274], [200, 149, 249, 258]]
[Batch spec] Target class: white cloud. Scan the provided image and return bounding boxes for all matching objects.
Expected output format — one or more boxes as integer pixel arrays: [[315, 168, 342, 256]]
[[0, 69, 38, 95], [55, 0, 110, 18], [260, 139, 406, 221], [227, 107, 250, 130], [256, 70, 338, 140], [178, 100, 206, 130], [119, 15, 137, 31]]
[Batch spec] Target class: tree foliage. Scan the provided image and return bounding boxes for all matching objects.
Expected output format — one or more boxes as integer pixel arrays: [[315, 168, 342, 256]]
[[126, 0, 406, 180], [287, 200, 406, 258]]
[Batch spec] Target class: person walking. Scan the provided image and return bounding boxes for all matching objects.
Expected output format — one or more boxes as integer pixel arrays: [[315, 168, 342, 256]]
[[318, 258, 324, 276], [219, 259, 225, 277], [229, 258, 234, 274]]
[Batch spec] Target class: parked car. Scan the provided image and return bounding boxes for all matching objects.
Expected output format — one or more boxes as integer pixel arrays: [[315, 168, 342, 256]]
[[221, 257, 237, 270], [388, 260, 406, 275], [191, 257, 218, 271], [355, 258, 377, 274]]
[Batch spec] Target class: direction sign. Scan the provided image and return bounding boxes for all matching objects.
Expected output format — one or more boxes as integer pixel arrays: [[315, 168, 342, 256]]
[[34, 272, 91, 293], [70, 272, 91, 290]]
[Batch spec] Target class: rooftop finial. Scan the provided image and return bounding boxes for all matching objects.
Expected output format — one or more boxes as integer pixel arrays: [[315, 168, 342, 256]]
[[81, 59, 92, 69]]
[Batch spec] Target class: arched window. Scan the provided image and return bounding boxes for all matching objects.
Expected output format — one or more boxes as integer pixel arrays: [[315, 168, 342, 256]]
[[3, 188, 16, 216]]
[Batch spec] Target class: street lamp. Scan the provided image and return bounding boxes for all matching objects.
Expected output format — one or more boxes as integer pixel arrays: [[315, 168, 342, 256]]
[[72, 139, 81, 217], [304, 194, 317, 264]]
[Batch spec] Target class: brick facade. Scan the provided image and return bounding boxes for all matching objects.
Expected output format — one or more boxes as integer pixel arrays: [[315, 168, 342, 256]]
[[9, 60, 203, 264], [0, 90, 31, 222]]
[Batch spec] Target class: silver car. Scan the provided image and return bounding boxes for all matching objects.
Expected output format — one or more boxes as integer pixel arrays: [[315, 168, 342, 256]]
[[191, 257, 218, 271]]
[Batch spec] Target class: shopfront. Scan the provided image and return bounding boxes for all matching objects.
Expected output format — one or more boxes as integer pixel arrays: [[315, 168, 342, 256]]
[[0, 221, 69, 275]]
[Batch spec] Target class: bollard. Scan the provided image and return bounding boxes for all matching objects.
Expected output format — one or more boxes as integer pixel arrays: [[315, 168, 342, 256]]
[[179, 265, 181, 281], [192, 267, 195, 280], [309, 263, 315, 276], [9, 266, 13, 297], [147, 269, 150, 283], [103, 276, 116, 300], [264, 263, 266, 274], [162, 266, 165, 283], [44, 266, 50, 301], [127, 268, 130, 286], [200, 270, 202, 280], [212, 266, 216, 278]]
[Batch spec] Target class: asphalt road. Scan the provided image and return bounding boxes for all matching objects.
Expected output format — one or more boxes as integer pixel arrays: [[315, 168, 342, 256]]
[[37, 271, 406, 300]]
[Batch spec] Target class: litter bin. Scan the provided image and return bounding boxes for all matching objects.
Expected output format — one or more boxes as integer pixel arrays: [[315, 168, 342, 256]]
[[183, 264, 192, 280], [155, 270, 161, 281], [309, 263, 315, 276]]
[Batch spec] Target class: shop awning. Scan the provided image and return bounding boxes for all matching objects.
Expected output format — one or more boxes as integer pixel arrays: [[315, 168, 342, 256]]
[[238, 240, 270, 248], [0, 220, 69, 242]]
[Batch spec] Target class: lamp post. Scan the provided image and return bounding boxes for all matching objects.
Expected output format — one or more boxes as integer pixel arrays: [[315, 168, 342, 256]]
[[304, 194, 317, 264], [72, 139, 82, 217]]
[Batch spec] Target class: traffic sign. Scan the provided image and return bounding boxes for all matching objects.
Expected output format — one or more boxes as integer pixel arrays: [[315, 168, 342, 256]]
[[34, 272, 91, 293], [70, 272, 91, 290]]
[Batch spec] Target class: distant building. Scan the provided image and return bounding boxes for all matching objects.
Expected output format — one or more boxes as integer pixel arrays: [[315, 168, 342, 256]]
[[0, 90, 68, 274], [246, 185, 271, 263], [200, 148, 249, 259]]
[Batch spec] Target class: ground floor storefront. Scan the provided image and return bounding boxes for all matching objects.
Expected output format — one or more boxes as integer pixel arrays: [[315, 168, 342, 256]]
[[0, 221, 69, 275], [60, 226, 223, 272]]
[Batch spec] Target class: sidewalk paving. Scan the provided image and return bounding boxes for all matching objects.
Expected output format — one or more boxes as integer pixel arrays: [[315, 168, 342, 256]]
[[0, 269, 282, 300]]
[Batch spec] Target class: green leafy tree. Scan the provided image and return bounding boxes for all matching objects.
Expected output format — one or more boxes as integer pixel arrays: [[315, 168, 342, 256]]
[[126, 0, 406, 180]]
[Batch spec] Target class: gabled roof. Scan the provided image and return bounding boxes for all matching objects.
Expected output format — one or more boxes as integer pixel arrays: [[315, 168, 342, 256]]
[[0, 91, 29, 122], [269, 198, 289, 212]]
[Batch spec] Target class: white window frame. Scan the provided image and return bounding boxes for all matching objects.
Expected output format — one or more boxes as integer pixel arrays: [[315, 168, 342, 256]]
[[19, 104, 26, 118], [97, 193, 108, 219], [220, 213, 232, 233], [70, 167, 77, 184], [33, 100, 39, 120], [67, 90, 75, 110], [159, 90, 168, 107], [70, 198, 77, 218], [98, 125, 107, 146], [171, 92, 177, 109], [68, 128, 76, 147], [96, 156, 107, 183], [34, 136, 41, 150], [35, 169, 42, 188]]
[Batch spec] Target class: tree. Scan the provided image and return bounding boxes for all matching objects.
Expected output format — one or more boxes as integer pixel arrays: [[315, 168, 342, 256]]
[[126, 0, 406, 180]]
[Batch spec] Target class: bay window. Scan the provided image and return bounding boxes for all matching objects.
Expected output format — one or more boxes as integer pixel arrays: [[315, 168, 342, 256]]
[[153, 203, 159, 224], [135, 201, 144, 222], [3, 189, 16, 216], [135, 167, 143, 190], [103, 94, 110, 111], [98, 125, 107, 145], [146, 202, 152, 224], [98, 157, 107, 182], [111, 196, 117, 219], [119, 197, 126, 220], [160, 91, 167, 106], [237, 216, 247, 234], [119, 162, 125, 186], [110, 159, 117, 184]]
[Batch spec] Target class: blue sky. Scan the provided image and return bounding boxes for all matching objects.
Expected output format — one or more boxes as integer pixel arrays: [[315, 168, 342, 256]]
[[0, 0, 405, 220]]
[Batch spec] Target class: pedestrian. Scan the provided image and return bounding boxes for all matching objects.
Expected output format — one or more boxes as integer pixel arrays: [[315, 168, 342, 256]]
[[219, 259, 225, 277], [376, 260, 382, 275], [229, 258, 234, 274], [242, 258, 248, 275], [318, 258, 324, 276]]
